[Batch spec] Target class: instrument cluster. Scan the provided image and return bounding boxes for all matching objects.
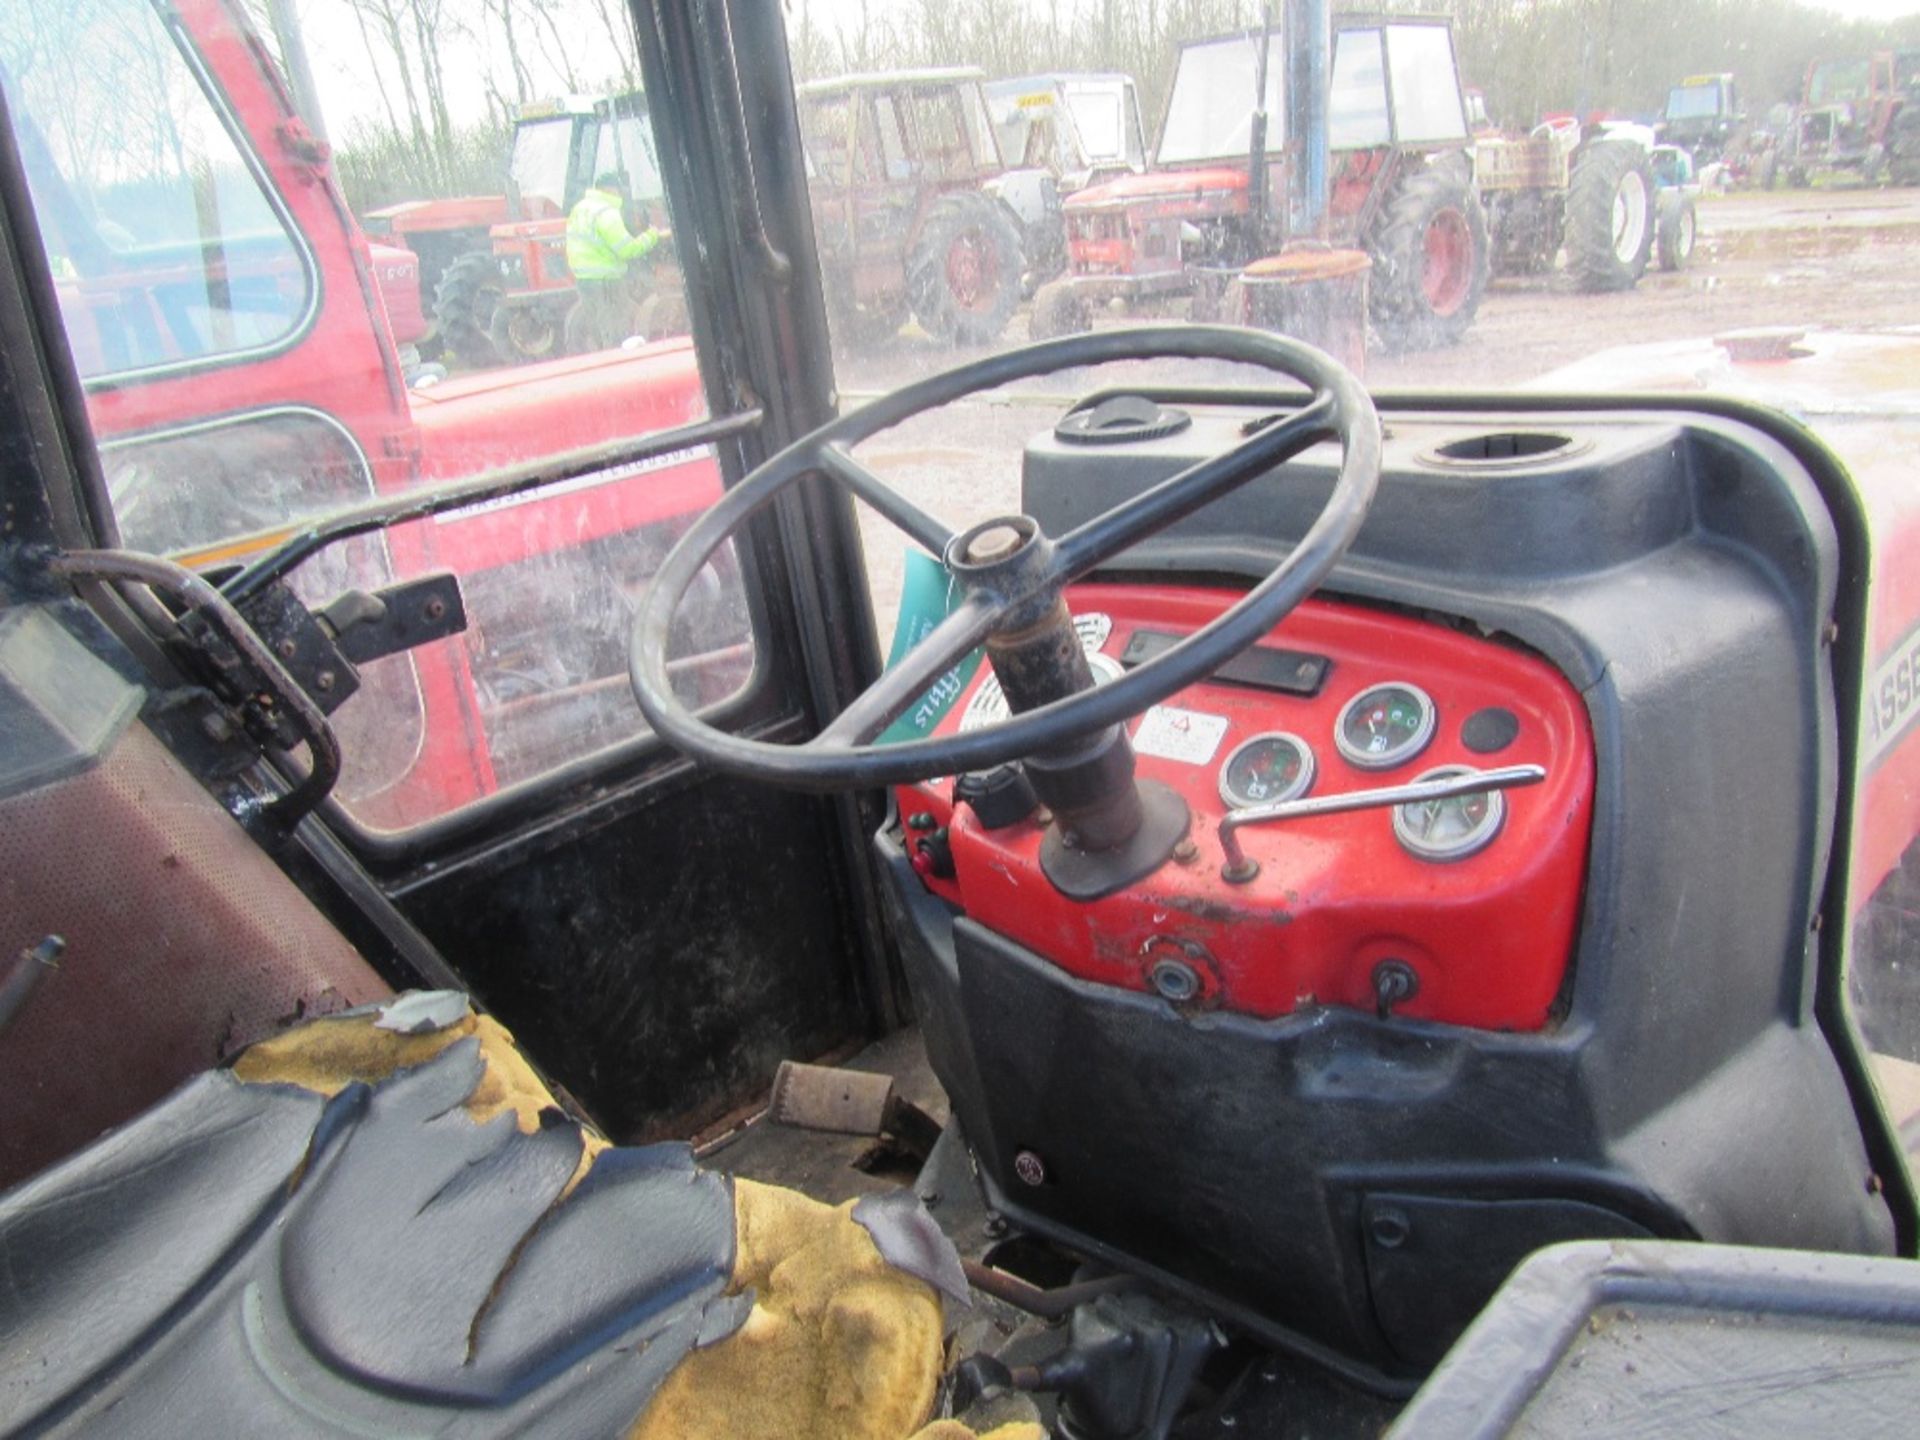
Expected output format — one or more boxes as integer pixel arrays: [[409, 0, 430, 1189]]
[[896, 583, 1596, 1031]]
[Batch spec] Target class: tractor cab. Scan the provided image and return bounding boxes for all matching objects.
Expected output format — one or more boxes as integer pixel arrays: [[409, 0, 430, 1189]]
[[1658, 72, 1743, 165], [1039, 16, 1485, 352], [5, 0, 1920, 1437], [481, 90, 682, 364]]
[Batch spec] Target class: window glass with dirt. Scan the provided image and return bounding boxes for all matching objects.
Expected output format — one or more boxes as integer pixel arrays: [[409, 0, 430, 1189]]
[[0, 0, 754, 835]]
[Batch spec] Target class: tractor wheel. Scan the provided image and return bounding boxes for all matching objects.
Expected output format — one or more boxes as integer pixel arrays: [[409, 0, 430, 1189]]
[[636, 291, 691, 340], [1890, 111, 1920, 187], [1565, 141, 1655, 292], [1365, 156, 1489, 351], [907, 193, 1024, 345], [431, 250, 504, 368], [487, 301, 565, 364], [1028, 279, 1092, 340], [830, 295, 910, 349], [1655, 191, 1697, 271]]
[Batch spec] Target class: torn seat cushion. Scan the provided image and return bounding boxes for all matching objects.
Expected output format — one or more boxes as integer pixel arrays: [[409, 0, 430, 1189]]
[[0, 994, 1037, 1440]]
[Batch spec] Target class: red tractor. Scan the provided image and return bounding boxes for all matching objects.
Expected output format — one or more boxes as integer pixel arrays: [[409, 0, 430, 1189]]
[[1035, 15, 1488, 351], [1778, 50, 1919, 187], [6, 0, 730, 828], [369, 93, 684, 368], [796, 69, 1027, 347]]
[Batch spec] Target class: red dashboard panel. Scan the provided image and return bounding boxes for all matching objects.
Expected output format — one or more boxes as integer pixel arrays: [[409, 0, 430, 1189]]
[[894, 585, 1595, 1032]]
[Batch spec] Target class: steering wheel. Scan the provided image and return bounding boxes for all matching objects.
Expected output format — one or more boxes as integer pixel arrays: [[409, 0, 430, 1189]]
[[630, 326, 1381, 794]]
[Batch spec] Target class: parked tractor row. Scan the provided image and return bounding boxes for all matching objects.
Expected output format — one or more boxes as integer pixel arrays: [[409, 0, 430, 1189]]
[[365, 15, 1775, 371]]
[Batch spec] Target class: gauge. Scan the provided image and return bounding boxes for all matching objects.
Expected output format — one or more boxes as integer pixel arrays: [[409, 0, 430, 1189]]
[[1392, 765, 1507, 861], [960, 649, 1123, 731], [1217, 732, 1316, 810], [1334, 681, 1436, 770]]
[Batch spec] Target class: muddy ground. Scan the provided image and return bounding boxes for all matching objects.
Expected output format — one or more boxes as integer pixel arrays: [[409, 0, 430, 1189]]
[[835, 185, 1920, 639]]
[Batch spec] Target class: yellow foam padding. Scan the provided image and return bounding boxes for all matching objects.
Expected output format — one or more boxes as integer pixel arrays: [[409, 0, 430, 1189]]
[[238, 1015, 1027, 1439], [231, 1009, 609, 1174], [630, 1179, 1040, 1440]]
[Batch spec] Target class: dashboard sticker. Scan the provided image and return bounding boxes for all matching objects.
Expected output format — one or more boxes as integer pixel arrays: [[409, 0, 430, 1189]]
[[1133, 706, 1230, 765]]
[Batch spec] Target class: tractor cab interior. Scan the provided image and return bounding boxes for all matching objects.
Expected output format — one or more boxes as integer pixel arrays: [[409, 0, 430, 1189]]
[[3, 2, 1920, 1438]]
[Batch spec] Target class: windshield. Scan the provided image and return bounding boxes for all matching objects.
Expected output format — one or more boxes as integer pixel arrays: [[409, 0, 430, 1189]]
[[1665, 82, 1722, 119], [1062, 82, 1132, 165], [1157, 33, 1286, 166], [508, 116, 578, 216], [593, 107, 664, 201], [1808, 58, 1871, 104]]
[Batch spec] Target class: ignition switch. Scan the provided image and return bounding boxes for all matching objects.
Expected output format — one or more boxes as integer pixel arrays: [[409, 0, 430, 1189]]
[[953, 764, 1038, 830]]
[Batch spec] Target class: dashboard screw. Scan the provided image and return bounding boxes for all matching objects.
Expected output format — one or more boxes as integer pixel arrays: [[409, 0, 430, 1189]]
[[1172, 838, 1198, 863], [1013, 1149, 1048, 1187], [983, 1212, 1010, 1238], [424, 596, 448, 622]]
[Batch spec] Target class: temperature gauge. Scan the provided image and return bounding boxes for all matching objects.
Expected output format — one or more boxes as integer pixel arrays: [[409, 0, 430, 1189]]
[[1335, 682, 1436, 770], [1217, 732, 1316, 810], [1393, 765, 1507, 861]]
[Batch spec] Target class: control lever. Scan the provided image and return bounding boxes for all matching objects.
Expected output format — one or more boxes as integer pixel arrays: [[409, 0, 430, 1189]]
[[1218, 762, 1547, 883]]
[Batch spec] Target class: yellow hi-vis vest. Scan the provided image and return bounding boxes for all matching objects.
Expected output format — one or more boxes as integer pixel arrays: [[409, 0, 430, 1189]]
[[565, 189, 658, 282]]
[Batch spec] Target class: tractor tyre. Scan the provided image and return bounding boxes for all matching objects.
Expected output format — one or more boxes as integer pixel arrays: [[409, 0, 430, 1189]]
[[907, 193, 1024, 346], [1655, 191, 1697, 271], [830, 294, 910, 349], [1028, 279, 1092, 340], [1566, 141, 1655, 292], [1365, 156, 1489, 351], [1890, 110, 1920, 187], [432, 250, 504, 368], [636, 290, 691, 340], [487, 301, 565, 365]]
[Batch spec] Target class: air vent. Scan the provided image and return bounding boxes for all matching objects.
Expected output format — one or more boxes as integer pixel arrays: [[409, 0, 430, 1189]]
[[1424, 431, 1584, 467]]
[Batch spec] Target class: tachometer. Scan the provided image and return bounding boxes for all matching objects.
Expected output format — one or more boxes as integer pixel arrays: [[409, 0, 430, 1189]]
[[1217, 732, 1316, 809], [1334, 681, 1436, 770], [1393, 764, 1506, 861]]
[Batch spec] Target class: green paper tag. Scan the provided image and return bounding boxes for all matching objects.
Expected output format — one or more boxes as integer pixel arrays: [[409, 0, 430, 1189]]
[[877, 549, 985, 745]]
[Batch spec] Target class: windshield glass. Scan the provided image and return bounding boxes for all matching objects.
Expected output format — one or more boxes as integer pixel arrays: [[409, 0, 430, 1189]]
[[1157, 33, 1286, 165], [0, 0, 314, 380], [1808, 58, 1871, 104], [1665, 82, 1722, 119], [593, 106, 664, 201], [1063, 83, 1126, 163], [509, 116, 577, 216]]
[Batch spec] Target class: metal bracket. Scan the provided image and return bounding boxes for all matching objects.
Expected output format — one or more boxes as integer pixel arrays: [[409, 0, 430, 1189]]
[[231, 571, 467, 718]]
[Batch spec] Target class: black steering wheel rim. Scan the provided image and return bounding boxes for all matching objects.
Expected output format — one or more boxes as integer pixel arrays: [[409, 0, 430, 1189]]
[[630, 325, 1381, 793]]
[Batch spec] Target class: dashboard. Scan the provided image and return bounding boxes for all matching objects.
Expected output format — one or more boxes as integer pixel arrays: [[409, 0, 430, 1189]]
[[894, 582, 1594, 1032]]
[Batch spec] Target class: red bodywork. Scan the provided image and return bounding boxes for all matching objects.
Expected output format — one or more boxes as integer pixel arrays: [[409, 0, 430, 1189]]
[[1061, 156, 1380, 294], [362, 195, 512, 237], [81, 0, 719, 826], [897, 585, 1594, 1031]]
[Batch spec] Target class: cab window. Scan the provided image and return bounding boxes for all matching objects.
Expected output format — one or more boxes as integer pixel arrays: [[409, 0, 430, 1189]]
[[2, 0, 313, 380], [2, 0, 755, 837]]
